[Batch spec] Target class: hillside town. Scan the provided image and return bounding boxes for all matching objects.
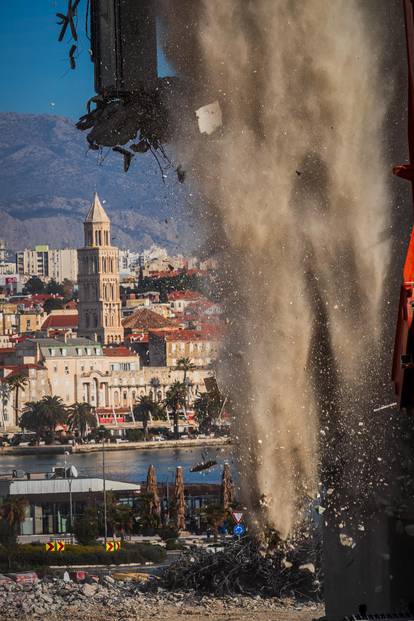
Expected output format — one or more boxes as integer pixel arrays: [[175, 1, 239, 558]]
[[0, 194, 225, 439]]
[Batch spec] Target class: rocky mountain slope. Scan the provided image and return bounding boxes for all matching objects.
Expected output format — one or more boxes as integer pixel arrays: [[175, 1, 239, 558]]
[[0, 113, 193, 253]]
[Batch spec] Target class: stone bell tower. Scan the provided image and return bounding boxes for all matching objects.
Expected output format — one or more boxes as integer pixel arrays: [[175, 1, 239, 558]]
[[77, 193, 124, 344]]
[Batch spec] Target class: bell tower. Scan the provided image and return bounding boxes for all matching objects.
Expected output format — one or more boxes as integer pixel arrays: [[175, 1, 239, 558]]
[[77, 193, 124, 344]]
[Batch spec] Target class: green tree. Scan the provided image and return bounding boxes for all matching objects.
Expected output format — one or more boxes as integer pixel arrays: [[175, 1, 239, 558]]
[[68, 402, 97, 439], [20, 396, 67, 443], [0, 519, 17, 569], [19, 401, 48, 444], [40, 395, 68, 442], [0, 496, 28, 565], [0, 496, 28, 532], [194, 390, 223, 433], [62, 278, 75, 301], [176, 357, 196, 382], [106, 494, 134, 541], [73, 509, 99, 545], [45, 279, 64, 296], [43, 298, 65, 315], [6, 373, 28, 422], [164, 381, 187, 439], [201, 503, 227, 543], [135, 493, 161, 531], [23, 276, 45, 295], [133, 395, 166, 441]]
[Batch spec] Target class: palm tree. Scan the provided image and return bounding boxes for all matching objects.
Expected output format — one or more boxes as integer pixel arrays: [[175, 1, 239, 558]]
[[6, 374, 28, 423], [68, 402, 97, 439], [133, 395, 165, 441], [0, 496, 28, 533], [20, 396, 67, 443], [19, 401, 48, 444], [176, 357, 196, 382], [164, 381, 187, 439], [0, 496, 28, 568], [41, 395, 68, 442]]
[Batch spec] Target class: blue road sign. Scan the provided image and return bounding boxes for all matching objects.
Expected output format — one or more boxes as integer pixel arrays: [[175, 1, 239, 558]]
[[233, 524, 246, 537]]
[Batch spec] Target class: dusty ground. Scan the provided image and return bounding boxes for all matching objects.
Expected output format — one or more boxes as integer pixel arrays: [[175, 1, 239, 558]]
[[33, 601, 324, 621]]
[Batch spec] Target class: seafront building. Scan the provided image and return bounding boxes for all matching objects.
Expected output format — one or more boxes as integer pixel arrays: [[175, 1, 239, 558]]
[[0, 336, 210, 429], [0, 193, 223, 432]]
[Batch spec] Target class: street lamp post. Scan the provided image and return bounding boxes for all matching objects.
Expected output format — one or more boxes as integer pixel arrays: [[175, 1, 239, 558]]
[[98, 428, 108, 546], [64, 451, 73, 542]]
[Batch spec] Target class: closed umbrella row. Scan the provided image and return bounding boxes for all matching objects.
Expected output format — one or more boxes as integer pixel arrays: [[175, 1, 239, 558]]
[[144, 462, 234, 532]]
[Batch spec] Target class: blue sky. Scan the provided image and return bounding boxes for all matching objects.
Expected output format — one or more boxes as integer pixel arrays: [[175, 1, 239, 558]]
[[0, 1, 172, 119]]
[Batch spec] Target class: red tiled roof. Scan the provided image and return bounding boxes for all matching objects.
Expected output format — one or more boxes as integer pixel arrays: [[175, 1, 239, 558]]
[[149, 328, 221, 342], [122, 308, 175, 331], [41, 313, 78, 330], [103, 346, 137, 357], [167, 290, 205, 302]]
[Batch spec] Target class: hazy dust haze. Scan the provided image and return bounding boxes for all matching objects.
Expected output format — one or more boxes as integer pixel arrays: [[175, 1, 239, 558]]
[[159, 0, 393, 538]]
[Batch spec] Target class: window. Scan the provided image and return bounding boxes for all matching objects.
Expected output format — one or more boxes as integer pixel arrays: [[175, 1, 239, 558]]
[[80, 365, 84, 372], [171, 343, 176, 353], [65, 366, 69, 375], [61, 349, 67, 357], [54, 366, 58, 373]]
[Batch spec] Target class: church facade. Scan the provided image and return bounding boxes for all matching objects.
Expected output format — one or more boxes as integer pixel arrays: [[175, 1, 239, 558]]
[[77, 193, 124, 344]]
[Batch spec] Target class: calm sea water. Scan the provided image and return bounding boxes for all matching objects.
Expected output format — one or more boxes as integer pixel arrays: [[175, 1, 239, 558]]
[[0, 445, 234, 485]]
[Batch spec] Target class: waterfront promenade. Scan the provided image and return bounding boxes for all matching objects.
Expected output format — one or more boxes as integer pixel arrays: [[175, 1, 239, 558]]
[[0, 436, 231, 457]]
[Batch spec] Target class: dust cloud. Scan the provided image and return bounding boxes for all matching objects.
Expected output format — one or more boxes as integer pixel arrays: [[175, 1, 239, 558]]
[[158, 1, 394, 538]]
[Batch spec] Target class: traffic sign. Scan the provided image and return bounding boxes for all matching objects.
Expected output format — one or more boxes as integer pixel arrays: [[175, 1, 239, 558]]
[[114, 541, 121, 551], [105, 541, 121, 552], [233, 524, 246, 537], [231, 511, 243, 524], [46, 541, 65, 552], [56, 541, 65, 552]]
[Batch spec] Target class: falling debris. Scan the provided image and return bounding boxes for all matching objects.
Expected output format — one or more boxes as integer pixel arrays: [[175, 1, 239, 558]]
[[339, 534, 355, 548], [112, 146, 134, 172], [195, 101, 223, 135], [299, 563, 315, 574], [190, 460, 217, 473], [176, 165, 186, 183], [373, 402, 398, 412], [69, 44, 77, 70]]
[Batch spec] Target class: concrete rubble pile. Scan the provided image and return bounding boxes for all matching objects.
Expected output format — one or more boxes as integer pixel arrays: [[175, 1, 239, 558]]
[[164, 537, 322, 599], [0, 572, 322, 620]]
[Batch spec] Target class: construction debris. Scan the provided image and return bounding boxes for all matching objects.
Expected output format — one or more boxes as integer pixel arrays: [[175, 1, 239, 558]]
[[162, 537, 322, 600]]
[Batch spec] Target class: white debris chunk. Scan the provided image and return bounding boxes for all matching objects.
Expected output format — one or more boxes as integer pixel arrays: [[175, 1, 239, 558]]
[[339, 533, 355, 548], [196, 101, 223, 135], [299, 563, 315, 574]]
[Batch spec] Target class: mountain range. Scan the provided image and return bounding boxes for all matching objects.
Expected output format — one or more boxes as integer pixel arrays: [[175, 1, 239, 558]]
[[0, 112, 195, 254]]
